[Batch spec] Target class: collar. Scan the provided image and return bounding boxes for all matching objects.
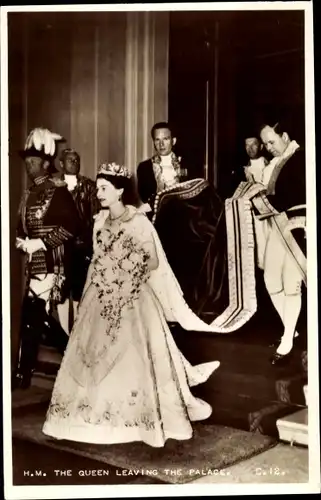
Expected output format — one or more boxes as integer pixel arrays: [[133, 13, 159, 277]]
[[246, 156, 268, 168], [63, 173, 81, 181], [268, 140, 300, 172], [63, 173, 84, 190], [152, 151, 181, 165], [281, 140, 300, 160]]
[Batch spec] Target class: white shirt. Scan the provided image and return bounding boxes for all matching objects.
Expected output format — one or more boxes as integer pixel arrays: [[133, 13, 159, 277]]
[[64, 174, 78, 192], [154, 154, 178, 191], [245, 157, 276, 187]]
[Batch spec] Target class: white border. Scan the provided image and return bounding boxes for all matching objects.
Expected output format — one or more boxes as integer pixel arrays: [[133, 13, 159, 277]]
[[1, 2, 319, 499], [304, 1, 320, 491], [1, 1, 314, 12]]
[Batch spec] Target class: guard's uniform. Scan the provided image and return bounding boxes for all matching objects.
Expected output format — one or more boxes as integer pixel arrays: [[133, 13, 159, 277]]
[[13, 174, 80, 388]]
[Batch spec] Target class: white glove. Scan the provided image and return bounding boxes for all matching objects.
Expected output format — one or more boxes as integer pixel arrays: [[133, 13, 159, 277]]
[[23, 238, 46, 255], [25, 128, 64, 156], [16, 237, 27, 251]]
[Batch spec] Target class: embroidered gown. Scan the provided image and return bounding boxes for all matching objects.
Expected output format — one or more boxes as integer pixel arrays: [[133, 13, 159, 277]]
[[42, 206, 220, 447]]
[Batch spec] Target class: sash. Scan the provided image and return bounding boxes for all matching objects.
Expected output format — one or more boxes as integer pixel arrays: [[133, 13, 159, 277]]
[[151, 180, 258, 332], [234, 178, 307, 286], [252, 193, 307, 285], [152, 178, 209, 223]]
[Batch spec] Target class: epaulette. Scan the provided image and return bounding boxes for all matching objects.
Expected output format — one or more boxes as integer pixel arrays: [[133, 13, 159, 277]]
[[49, 177, 67, 187]]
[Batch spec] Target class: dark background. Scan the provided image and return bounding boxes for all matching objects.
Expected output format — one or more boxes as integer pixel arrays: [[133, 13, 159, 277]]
[[168, 10, 305, 196]]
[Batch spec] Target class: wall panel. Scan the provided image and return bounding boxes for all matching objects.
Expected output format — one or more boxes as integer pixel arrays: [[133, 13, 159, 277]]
[[8, 11, 169, 363], [97, 14, 127, 169], [70, 22, 96, 178]]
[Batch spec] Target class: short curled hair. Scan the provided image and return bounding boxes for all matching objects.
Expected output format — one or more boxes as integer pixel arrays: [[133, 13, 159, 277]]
[[59, 148, 80, 163], [150, 122, 176, 140]]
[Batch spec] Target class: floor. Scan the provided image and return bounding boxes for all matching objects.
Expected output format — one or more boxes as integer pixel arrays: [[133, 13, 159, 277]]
[[190, 442, 308, 484]]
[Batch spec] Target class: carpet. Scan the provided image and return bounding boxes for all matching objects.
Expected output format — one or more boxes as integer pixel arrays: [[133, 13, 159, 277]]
[[12, 401, 277, 484]]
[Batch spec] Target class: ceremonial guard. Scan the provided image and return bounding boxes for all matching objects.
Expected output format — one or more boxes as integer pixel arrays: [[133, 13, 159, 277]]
[[12, 142, 80, 389]]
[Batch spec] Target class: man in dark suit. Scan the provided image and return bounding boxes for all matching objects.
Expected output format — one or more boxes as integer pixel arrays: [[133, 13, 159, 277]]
[[136, 122, 189, 215], [57, 148, 99, 334]]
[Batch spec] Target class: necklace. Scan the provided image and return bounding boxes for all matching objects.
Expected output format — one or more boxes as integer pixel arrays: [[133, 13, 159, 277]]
[[109, 207, 128, 221]]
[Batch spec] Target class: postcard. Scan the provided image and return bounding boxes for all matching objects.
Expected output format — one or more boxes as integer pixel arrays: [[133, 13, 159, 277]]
[[1, 2, 319, 498]]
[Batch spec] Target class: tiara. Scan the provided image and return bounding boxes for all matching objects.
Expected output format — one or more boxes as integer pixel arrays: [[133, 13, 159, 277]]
[[98, 162, 131, 179]]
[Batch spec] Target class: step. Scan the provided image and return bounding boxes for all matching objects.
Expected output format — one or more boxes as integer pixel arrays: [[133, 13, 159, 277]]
[[12, 385, 52, 411], [32, 372, 56, 390], [276, 408, 308, 446], [205, 369, 307, 406], [201, 394, 302, 438], [172, 329, 307, 376], [38, 345, 62, 365]]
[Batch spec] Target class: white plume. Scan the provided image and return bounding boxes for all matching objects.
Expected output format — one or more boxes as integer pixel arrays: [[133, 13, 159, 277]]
[[24, 128, 64, 156]]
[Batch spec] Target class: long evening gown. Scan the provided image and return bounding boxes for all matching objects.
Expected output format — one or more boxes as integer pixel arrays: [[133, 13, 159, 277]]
[[42, 206, 220, 448]]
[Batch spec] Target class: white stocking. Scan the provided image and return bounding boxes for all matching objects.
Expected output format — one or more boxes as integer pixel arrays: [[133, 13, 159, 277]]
[[269, 291, 285, 323], [269, 291, 299, 344], [276, 294, 302, 355]]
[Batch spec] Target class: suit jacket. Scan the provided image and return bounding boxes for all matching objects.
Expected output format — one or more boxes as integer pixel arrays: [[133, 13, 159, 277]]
[[267, 147, 306, 256], [136, 157, 190, 206], [267, 148, 306, 213], [64, 174, 99, 251]]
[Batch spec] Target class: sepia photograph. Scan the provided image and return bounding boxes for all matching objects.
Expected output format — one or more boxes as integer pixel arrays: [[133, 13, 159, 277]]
[[1, 1, 319, 498]]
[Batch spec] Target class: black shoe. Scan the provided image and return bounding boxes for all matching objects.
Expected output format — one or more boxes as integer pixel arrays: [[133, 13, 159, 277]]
[[11, 372, 32, 391], [270, 351, 293, 366], [269, 339, 280, 348]]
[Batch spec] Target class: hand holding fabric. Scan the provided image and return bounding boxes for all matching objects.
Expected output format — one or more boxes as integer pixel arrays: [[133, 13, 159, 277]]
[[24, 128, 65, 156], [16, 237, 27, 252], [23, 237, 47, 255]]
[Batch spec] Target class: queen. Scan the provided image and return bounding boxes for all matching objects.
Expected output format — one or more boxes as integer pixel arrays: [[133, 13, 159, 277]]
[[42, 161, 224, 447]]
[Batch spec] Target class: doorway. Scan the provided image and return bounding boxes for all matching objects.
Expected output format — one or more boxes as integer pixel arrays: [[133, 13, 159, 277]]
[[168, 10, 305, 197]]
